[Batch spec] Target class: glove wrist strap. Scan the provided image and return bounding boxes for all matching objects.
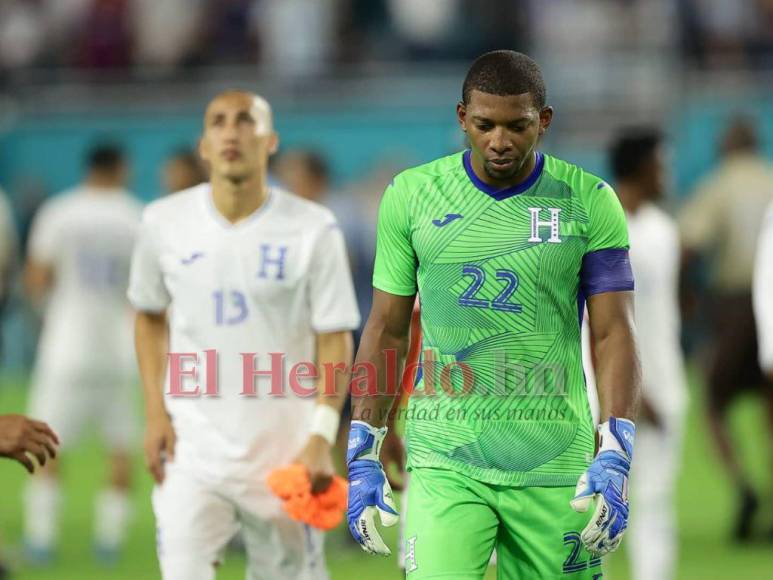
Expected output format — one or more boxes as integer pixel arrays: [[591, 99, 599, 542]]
[[598, 417, 635, 460], [347, 420, 388, 464]]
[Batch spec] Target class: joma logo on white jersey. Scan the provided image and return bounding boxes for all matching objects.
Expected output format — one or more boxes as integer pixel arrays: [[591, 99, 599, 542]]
[[528, 207, 562, 243]]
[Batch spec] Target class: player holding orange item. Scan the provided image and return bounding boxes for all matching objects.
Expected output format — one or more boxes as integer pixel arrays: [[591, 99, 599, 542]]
[[267, 464, 348, 530], [130, 91, 360, 580]]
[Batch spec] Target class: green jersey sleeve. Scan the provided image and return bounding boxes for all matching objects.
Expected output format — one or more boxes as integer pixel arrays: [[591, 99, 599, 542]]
[[585, 182, 629, 253], [372, 179, 418, 296]]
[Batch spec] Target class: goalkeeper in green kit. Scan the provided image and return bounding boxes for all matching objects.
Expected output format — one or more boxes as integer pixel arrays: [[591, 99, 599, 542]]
[[346, 50, 641, 579]]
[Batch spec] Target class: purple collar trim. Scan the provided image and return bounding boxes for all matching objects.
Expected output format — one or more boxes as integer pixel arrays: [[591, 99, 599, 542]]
[[462, 149, 544, 200]]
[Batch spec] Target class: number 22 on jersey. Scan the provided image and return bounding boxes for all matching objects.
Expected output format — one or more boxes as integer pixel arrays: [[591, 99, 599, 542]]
[[458, 264, 522, 313]]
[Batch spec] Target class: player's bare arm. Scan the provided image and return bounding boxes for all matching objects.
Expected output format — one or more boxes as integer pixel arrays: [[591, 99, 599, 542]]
[[351, 289, 415, 427], [0, 414, 59, 473], [346, 289, 413, 555], [134, 310, 175, 484], [293, 329, 354, 493], [352, 290, 413, 491], [587, 290, 641, 422], [571, 289, 641, 556]]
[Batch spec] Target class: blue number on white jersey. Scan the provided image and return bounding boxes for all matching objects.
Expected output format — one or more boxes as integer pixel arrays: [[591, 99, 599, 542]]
[[213, 290, 249, 325]]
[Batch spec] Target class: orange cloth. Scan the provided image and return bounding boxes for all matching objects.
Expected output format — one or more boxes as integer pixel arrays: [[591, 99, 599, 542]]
[[266, 464, 348, 530]]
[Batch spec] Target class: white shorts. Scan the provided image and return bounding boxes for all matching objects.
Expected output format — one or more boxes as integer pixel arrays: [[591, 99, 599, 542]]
[[628, 419, 684, 580], [153, 462, 328, 580], [27, 366, 137, 452]]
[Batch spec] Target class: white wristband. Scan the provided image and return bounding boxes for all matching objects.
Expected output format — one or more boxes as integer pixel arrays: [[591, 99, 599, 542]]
[[310, 404, 341, 445]]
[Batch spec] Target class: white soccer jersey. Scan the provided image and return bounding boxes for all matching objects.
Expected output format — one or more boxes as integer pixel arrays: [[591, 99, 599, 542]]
[[29, 187, 143, 376], [128, 183, 360, 484], [628, 202, 688, 420], [753, 203, 773, 373], [582, 202, 687, 421]]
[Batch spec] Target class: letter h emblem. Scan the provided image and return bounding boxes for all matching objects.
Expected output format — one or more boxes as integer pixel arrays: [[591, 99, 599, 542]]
[[528, 207, 562, 243], [257, 244, 287, 280]]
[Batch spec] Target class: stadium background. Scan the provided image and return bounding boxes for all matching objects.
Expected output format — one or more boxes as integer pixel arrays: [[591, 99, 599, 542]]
[[0, 0, 771, 578]]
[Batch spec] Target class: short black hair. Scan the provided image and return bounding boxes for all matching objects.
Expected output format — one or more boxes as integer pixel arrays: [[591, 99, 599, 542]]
[[86, 143, 125, 172], [609, 128, 662, 181], [275, 149, 330, 182], [721, 115, 759, 155], [298, 151, 330, 182], [170, 147, 201, 168], [462, 50, 546, 109]]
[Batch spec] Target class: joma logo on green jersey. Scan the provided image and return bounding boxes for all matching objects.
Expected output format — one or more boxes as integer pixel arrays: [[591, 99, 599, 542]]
[[528, 207, 562, 243]]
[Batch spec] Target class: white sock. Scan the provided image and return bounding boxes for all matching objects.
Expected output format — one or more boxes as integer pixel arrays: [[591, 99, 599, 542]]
[[24, 477, 61, 549], [94, 488, 132, 550]]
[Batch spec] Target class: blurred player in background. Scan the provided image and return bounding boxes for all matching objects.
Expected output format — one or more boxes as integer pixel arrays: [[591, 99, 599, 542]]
[[753, 200, 773, 499], [754, 200, 773, 406], [22, 143, 142, 563], [162, 148, 206, 195], [273, 148, 395, 476], [679, 117, 773, 540], [0, 187, 17, 336], [274, 149, 329, 204], [347, 51, 641, 578], [0, 185, 20, 580], [608, 129, 688, 580], [1, 187, 59, 467], [273, 148, 376, 319], [129, 90, 359, 580]]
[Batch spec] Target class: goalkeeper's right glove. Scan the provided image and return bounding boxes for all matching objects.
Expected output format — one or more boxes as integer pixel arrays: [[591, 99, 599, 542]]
[[346, 420, 399, 555]]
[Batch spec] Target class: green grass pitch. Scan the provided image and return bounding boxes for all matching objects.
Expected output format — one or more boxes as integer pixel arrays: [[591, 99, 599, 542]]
[[0, 369, 770, 579]]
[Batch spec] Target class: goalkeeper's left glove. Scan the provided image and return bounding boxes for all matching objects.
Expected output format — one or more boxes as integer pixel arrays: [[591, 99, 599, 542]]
[[346, 420, 399, 555], [570, 417, 635, 557]]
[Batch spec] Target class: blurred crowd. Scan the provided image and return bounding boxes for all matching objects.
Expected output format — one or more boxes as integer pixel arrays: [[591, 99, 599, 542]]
[[1, 0, 773, 77]]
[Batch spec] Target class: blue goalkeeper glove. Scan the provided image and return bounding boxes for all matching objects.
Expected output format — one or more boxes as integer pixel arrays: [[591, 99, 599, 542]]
[[346, 420, 399, 555], [570, 417, 635, 556]]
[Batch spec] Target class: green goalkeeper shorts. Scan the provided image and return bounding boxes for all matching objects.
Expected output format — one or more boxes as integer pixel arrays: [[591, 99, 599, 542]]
[[402, 467, 604, 579]]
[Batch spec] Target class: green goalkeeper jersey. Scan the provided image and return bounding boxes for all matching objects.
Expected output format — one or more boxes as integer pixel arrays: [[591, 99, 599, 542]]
[[373, 150, 632, 487]]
